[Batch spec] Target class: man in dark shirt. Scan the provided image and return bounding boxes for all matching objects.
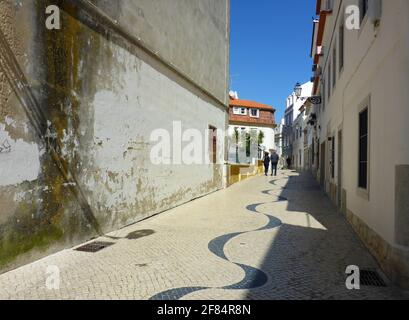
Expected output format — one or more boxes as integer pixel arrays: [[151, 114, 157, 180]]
[[271, 151, 280, 176], [263, 152, 271, 176]]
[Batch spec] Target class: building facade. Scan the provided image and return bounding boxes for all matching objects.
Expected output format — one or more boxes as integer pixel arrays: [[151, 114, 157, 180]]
[[282, 82, 313, 167], [228, 94, 276, 163], [0, 0, 230, 272], [311, 0, 409, 287], [274, 118, 285, 168]]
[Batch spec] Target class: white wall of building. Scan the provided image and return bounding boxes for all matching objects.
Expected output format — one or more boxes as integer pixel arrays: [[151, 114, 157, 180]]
[[314, 0, 409, 286], [228, 125, 276, 163]]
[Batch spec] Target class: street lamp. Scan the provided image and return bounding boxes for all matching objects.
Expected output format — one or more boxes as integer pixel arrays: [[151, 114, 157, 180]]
[[294, 82, 303, 99], [294, 82, 322, 105]]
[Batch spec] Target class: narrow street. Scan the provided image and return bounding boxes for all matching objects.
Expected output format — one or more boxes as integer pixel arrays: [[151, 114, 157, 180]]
[[0, 171, 407, 300]]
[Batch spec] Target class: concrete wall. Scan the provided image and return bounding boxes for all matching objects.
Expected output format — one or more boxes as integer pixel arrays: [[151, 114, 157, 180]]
[[315, 0, 409, 287], [92, 0, 230, 105], [0, 0, 229, 272]]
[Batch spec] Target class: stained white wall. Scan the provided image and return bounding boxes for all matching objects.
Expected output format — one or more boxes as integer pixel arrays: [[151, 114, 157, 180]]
[[80, 39, 227, 227], [316, 0, 409, 246]]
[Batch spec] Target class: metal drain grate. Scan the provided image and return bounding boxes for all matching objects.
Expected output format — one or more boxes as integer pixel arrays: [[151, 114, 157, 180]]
[[75, 241, 115, 253], [360, 269, 386, 287]]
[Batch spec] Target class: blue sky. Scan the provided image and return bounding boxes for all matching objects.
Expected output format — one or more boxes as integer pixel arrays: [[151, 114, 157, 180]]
[[230, 0, 317, 121]]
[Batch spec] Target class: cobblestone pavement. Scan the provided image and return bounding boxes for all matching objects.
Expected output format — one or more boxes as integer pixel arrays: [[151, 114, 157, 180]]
[[1, 171, 408, 300]]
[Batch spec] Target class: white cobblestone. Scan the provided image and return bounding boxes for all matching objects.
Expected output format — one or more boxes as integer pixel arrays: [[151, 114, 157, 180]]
[[0, 171, 408, 300]]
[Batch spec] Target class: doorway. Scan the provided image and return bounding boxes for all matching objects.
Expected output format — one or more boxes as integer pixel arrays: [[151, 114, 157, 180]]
[[209, 126, 217, 164], [337, 130, 343, 208], [320, 142, 326, 188]]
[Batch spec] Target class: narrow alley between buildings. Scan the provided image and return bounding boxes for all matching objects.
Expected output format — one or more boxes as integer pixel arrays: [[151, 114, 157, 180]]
[[0, 172, 407, 300]]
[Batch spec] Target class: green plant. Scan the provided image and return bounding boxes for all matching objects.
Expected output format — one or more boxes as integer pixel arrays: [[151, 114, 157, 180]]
[[234, 128, 239, 163], [258, 130, 265, 146], [246, 133, 251, 157]]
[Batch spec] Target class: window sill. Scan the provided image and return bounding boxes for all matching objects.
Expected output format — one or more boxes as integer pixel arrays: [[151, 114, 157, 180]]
[[357, 187, 370, 201]]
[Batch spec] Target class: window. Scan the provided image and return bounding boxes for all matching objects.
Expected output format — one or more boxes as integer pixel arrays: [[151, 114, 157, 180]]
[[209, 126, 217, 164], [339, 23, 344, 71], [312, 141, 315, 165], [299, 150, 302, 166], [332, 46, 337, 88], [328, 63, 331, 100], [322, 81, 326, 110], [240, 108, 247, 115], [250, 109, 260, 118], [360, 0, 369, 22], [233, 107, 241, 115], [330, 138, 335, 178], [358, 108, 369, 189]]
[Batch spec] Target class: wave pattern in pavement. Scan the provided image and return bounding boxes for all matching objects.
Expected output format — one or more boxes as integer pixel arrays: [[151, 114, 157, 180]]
[[149, 178, 287, 301]]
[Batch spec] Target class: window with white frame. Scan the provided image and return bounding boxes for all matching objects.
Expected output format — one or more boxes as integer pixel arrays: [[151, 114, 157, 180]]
[[240, 108, 247, 115], [233, 107, 241, 115], [250, 109, 260, 118]]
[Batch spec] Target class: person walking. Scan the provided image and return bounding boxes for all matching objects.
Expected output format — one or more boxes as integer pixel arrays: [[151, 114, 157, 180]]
[[263, 152, 270, 176], [286, 157, 292, 170], [271, 151, 279, 176]]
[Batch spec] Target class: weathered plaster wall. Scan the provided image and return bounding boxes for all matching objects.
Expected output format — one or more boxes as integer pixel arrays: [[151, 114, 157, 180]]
[[91, 0, 230, 105], [0, 1, 97, 271], [0, 0, 229, 272]]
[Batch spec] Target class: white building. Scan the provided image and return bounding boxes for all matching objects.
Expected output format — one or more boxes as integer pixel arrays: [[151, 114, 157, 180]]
[[228, 93, 276, 164], [282, 81, 313, 167], [0, 1, 229, 272], [274, 119, 284, 160], [274, 119, 288, 169], [292, 104, 308, 171], [311, 0, 409, 288]]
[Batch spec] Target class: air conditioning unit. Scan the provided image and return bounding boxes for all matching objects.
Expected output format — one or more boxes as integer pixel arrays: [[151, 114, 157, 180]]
[[368, 0, 382, 24]]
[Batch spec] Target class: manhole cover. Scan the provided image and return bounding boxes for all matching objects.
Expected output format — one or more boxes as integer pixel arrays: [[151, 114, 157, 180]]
[[75, 241, 115, 253], [360, 269, 386, 287]]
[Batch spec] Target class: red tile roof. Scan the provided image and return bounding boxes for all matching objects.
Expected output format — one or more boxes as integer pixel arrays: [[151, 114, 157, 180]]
[[229, 99, 275, 112]]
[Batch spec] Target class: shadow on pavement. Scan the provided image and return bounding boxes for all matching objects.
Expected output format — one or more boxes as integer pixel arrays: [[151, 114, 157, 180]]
[[244, 171, 404, 300]]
